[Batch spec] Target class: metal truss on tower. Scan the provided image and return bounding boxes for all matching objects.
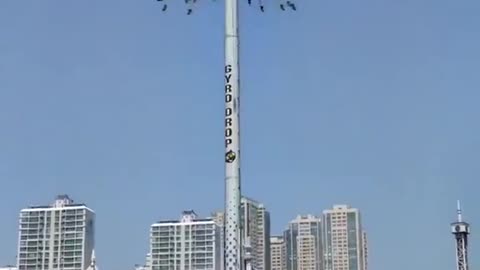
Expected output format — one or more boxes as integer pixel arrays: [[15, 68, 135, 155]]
[[451, 201, 470, 270]]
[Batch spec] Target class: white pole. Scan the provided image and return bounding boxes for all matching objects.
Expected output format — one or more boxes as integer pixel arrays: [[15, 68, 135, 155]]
[[457, 200, 462, 222], [224, 0, 242, 270]]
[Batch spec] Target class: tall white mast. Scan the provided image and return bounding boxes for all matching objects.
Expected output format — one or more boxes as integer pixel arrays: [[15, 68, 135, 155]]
[[457, 200, 463, 222], [224, 0, 242, 270]]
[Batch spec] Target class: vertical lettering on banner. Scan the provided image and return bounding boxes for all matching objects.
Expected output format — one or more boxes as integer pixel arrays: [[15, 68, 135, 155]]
[[225, 64, 236, 163]]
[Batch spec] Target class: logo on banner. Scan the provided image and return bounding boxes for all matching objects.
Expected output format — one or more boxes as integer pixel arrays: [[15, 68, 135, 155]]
[[225, 150, 237, 163]]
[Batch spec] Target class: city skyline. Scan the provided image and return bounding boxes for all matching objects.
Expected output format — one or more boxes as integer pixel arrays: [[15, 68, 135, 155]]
[[0, 1, 479, 270], [0, 194, 474, 270], [4, 195, 372, 270]]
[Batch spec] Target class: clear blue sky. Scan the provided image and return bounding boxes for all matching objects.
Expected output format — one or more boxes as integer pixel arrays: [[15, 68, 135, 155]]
[[0, 0, 479, 269]]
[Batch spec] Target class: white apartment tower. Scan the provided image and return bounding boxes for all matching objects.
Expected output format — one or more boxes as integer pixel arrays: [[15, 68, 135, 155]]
[[17, 195, 95, 270], [322, 205, 365, 270], [284, 215, 322, 270], [149, 210, 221, 270], [270, 236, 286, 270], [241, 197, 271, 270]]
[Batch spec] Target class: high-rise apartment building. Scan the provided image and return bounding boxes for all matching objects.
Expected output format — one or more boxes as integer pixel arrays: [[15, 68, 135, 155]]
[[270, 236, 286, 270], [241, 197, 271, 270], [322, 205, 364, 270], [149, 210, 221, 270], [17, 195, 95, 270], [284, 215, 322, 270], [361, 232, 367, 270]]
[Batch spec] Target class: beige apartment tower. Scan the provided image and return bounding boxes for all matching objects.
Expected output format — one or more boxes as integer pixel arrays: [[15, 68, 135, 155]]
[[322, 205, 365, 270], [284, 215, 322, 270], [270, 236, 286, 270]]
